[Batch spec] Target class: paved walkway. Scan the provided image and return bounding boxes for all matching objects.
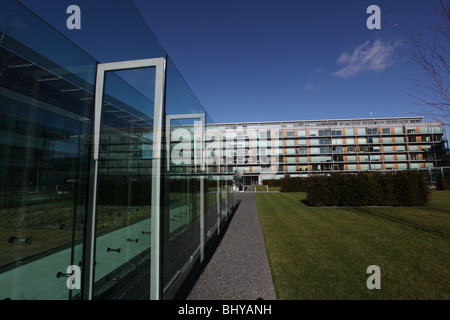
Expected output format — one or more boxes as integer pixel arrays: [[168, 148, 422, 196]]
[[185, 190, 277, 300]]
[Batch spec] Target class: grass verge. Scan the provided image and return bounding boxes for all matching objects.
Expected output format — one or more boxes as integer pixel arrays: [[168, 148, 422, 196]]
[[255, 191, 450, 299]]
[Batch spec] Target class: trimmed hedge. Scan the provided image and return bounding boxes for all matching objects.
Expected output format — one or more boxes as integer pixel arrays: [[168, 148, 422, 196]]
[[305, 172, 430, 207], [437, 177, 450, 190], [264, 179, 283, 187], [279, 177, 308, 192]]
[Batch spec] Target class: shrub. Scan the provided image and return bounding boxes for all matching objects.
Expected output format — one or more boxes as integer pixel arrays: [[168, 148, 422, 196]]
[[306, 175, 330, 207], [306, 172, 429, 207], [264, 179, 283, 187], [437, 177, 450, 190], [279, 177, 309, 192]]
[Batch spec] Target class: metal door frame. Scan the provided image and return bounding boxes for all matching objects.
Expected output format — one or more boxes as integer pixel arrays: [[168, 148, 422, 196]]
[[83, 57, 166, 300]]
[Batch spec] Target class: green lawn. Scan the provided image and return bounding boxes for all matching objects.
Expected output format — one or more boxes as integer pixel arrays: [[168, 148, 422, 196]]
[[253, 185, 281, 192], [255, 191, 450, 300]]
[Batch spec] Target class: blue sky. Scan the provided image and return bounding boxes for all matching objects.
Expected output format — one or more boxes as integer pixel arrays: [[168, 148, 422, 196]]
[[19, 0, 443, 124], [131, 0, 441, 123]]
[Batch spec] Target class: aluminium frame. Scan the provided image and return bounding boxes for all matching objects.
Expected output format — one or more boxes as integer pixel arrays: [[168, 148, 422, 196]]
[[83, 57, 166, 300]]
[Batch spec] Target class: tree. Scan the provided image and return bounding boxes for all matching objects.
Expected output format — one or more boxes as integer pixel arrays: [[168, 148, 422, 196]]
[[407, 0, 449, 123]]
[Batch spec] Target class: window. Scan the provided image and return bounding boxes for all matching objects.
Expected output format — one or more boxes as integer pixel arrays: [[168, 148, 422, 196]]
[[331, 130, 342, 136], [285, 139, 295, 146], [398, 163, 408, 169], [319, 129, 330, 136], [367, 128, 378, 135], [385, 163, 395, 169], [382, 128, 391, 134], [333, 146, 344, 153], [346, 138, 355, 144], [285, 148, 295, 155], [319, 138, 331, 145], [320, 146, 331, 154], [359, 155, 369, 161], [370, 155, 381, 161], [356, 128, 365, 135]]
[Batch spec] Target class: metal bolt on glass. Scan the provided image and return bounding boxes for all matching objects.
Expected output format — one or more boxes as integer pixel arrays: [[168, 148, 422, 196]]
[[8, 237, 33, 244]]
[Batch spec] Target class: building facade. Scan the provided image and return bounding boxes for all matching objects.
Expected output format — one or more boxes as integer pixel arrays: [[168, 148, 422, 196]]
[[211, 117, 447, 185]]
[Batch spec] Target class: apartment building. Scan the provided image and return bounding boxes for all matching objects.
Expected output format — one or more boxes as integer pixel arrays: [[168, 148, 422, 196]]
[[211, 117, 447, 184]]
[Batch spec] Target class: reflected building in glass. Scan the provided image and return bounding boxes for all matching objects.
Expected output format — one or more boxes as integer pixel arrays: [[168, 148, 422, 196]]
[[0, 0, 234, 300]]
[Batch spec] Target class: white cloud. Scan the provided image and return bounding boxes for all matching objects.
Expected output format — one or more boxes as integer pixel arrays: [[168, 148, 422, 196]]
[[334, 39, 402, 79], [304, 68, 324, 91]]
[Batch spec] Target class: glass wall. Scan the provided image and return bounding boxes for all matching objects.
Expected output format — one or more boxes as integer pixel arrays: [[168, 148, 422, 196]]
[[0, 0, 96, 299], [0, 0, 234, 300]]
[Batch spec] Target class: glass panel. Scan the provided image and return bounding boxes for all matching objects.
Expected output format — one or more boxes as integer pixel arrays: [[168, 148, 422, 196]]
[[0, 0, 95, 299], [92, 70, 154, 299]]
